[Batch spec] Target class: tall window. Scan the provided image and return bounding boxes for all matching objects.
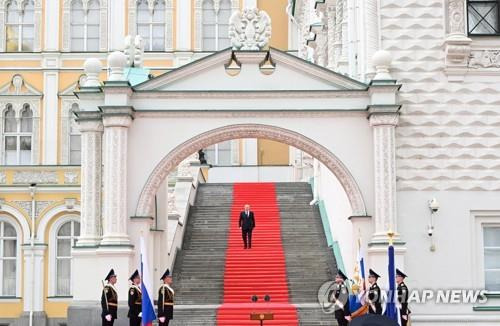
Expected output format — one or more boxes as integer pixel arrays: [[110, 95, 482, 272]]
[[55, 220, 80, 296], [5, 0, 35, 52], [202, 0, 232, 51], [3, 103, 32, 165], [468, 0, 500, 35], [0, 220, 17, 296], [484, 226, 500, 291], [70, 0, 100, 51], [69, 104, 81, 165], [204, 140, 232, 165], [136, 0, 166, 51]]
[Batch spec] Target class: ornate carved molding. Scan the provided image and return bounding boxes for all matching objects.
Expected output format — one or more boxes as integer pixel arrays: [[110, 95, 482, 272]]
[[469, 50, 500, 68], [135, 124, 368, 218], [13, 171, 58, 184], [229, 7, 271, 50], [444, 0, 471, 81], [448, 0, 466, 35]]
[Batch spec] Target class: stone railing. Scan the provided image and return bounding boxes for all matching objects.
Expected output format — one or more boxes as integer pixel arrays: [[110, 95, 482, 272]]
[[166, 154, 204, 271]]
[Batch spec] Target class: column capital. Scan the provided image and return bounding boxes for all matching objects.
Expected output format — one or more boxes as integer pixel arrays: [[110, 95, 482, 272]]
[[368, 105, 401, 126], [100, 106, 135, 128], [75, 111, 103, 133]]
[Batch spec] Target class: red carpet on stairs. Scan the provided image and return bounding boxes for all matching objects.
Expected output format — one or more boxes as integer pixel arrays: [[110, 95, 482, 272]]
[[216, 183, 299, 326]]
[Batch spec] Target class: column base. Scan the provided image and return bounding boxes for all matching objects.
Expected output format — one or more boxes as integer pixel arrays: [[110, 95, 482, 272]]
[[99, 235, 132, 247], [12, 311, 47, 326], [75, 236, 101, 247]]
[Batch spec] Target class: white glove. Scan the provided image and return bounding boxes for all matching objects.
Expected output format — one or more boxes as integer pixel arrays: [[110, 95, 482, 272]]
[[105, 314, 112, 322], [159, 317, 166, 323], [138, 312, 142, 318]]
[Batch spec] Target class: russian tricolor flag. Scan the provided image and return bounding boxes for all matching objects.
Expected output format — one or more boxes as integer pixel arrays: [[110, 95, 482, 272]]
[[140, 237, 157, 326]]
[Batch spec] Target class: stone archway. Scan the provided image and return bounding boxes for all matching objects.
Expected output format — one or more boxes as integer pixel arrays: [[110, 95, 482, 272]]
[[135, 123, 368, 218]]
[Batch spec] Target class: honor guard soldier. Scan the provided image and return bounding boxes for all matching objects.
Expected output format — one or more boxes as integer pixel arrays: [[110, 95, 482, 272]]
[[157, 269, 174, 326], [128, 270, 142, 326], [367, 269, 383, 314], [101, 269, 118, 326], [396, 268, 411, 326], [329, 270, 351, 326]]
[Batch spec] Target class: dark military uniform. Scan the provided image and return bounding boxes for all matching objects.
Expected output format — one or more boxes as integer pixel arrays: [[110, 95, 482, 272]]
[[329, 281, 351, 326], [157, 284, 174, 326], [368, 283, 382, 314], [397, 282, 410, 326], [128, 285, 142, 326], [367, 269, 382, 315], [396, 269, 410, 326], [101, 284, 118, 326]]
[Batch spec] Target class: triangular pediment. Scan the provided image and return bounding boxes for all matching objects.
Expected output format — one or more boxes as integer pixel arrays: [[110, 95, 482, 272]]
[[134, 48, 367, 92], [0, 74, 42, 96]]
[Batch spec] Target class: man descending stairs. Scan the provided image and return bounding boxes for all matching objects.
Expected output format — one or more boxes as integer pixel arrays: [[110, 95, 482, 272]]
[[171, 182, 338, 325]]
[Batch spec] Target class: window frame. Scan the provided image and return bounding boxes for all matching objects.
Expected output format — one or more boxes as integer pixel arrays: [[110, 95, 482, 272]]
[[194, 0, 238, 51], [201, 0, 233, 51], [49, 216, 80, 297], [3, 103, 33, 165], [467, 0, 500, 36], [483, 225, 500, 291], [471, 211, 500, 294], [5, 0, 35, 52], [136, 0, 167, 52], [70, 0, 101, 52], [0, 217, 20, 298]]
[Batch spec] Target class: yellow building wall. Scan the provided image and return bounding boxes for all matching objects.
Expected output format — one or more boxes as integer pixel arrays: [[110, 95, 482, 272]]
[[258, 139, 289, 165], [257, 0, 289, 50]]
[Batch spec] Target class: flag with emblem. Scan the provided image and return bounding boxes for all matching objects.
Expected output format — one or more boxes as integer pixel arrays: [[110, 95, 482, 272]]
[[140, 237, 156, 325]]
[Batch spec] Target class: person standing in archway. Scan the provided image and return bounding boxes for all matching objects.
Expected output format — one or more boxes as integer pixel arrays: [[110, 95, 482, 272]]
[[239, 204, 255, 249]]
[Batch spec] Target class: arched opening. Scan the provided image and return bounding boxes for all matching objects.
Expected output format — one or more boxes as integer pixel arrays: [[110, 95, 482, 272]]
[[135, 123, 367, 218]]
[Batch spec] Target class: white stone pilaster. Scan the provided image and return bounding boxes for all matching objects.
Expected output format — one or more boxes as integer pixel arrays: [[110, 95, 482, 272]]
[[76, 112, 103, 247], [42, 70, 59, 164], [109, 0, 126, 51], [22, 244, 46, 312], [176, 0, 191, 50], [444, 0, 471, 81], [368, 110, 399, 243], [100, 106, 134, 246], [44, 0, 59, 51]]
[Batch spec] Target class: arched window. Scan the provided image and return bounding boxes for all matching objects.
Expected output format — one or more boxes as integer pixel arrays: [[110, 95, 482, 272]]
[[3, 103, 32, 165], [55, 220, 80, 296], [136, 0, 166, 51], [202, 0, 232, 51], [5, 0, 35, 52], [70, 0, 100, 51], [0, 220, 17, 296], [69, 103, 81, 165]]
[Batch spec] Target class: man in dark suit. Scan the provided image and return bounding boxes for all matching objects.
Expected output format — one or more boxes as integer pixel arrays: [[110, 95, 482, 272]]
[[239, 204, 255, 249]]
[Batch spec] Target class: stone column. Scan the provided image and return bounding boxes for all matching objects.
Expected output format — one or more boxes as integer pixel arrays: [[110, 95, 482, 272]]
[[369, 109, 399, 242], [100, 106, 134, 246], [75, 112, 103, 247], [368, 50, 401, 244], [20, 244, 47, 324]]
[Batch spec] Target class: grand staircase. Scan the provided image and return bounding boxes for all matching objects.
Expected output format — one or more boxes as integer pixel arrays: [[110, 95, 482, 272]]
[[171, 182, 338, 325]]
